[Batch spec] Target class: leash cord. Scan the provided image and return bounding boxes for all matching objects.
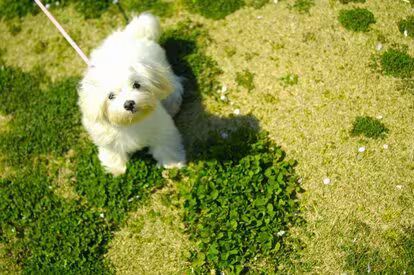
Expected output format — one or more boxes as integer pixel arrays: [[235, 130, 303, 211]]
[[33, 0, 92, 67]]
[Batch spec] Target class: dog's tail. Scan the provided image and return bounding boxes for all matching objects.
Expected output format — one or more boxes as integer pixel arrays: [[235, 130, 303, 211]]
[[124, 13, 161, 42]]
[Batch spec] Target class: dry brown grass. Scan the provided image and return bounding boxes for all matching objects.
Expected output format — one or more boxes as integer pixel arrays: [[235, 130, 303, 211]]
[[106, 186, 192, 274], [204, 0, 414, 272]]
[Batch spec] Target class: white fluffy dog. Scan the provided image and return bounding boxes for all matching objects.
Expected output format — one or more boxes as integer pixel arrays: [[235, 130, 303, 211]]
[[78, 13, 185, 176]]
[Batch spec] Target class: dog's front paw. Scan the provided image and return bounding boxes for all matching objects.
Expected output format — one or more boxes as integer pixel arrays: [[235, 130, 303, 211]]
[[98, 147, 128, 176], [151, 146, 186, 170], [105, 164, 127, 176], [163, 161, 186, 169]]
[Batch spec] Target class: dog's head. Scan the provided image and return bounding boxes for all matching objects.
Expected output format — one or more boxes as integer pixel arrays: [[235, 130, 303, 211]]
[[78, 61, 173, 126]]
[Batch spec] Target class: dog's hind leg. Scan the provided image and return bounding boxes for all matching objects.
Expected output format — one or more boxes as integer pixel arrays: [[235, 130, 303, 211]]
[[161, 75, 184, 117], [149, 124, 186, 169], [98, 146, 128, 176]]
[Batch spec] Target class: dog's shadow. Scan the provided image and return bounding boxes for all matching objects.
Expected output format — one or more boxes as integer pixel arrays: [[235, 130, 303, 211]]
[[161, 34, 261, 162]]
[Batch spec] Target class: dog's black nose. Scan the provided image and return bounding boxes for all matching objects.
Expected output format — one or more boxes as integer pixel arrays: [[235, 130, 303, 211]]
[[124, 100, 136, 111]]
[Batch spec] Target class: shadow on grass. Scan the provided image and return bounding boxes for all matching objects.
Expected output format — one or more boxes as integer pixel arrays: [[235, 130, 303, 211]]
[[161, 29, 261, 162], [160, 22, 304, 273]]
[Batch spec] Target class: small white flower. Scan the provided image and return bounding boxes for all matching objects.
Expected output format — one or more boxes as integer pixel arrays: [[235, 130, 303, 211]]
[[112, 0, 119, 4], [45, 3, 51, 9], [367, 264, 371, 273], [233, 109, 241, 115], [99, 213, 105, 218], [375, 43, 383, 51], [221, 85, 228, 94], [220, 95, 227, 101], [135, 195, 140, 199], [404, 29, 408, 37], [257, 16, 263, 19], [383, 144, 389, 150], [277, 230, 285, 236], [128, 198, 134, 202], [298, 178, 302, 183], [323, 177, 331, 185], [11, 228, 15, 232], [55, 1, 60, 6], [376, 115, 383, 119], [273, 0, 279, 3], [396, 185, 403, 190], [358, 146, 366, 153], [220, 131, 229, 139]]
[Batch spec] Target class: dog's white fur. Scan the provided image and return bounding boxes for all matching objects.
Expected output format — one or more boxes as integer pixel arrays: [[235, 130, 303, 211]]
[[78, 13, 185, 176]]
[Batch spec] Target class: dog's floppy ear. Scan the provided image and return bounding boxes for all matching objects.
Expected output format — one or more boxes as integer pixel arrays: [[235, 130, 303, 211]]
[[133, 62, 174, 100], [78, 75, 106, 123]]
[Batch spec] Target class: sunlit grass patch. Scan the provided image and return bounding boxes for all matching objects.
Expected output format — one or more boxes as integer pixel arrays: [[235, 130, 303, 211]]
[[236, 69, 255, 92], [338, 8, 376, 32], [245, 0, 270, 9], [178, 129, 302, 273], [0, 0, 39, 19], [338, 0, 366, 4], [0, 0, 112, 19], [351, 116, 388, 139], [290, 0, 315, 14], [122, 0, 174, 18], [0, 0, 172, 20], [279, 73, 299, 87], [182, 0, 244, 20], [341, 222, 414, 273], [73, 0, 112, 19], [224, 46, 237, 58], [106, 187, 192, 274], [396, 79, 414, 96]]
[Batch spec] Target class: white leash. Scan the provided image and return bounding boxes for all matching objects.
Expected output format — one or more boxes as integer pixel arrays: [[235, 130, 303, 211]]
[[33, 0, 92, 67]]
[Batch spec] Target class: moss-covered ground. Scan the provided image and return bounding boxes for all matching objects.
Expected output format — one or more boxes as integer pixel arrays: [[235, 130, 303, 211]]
[[1, 0, 413, 273]]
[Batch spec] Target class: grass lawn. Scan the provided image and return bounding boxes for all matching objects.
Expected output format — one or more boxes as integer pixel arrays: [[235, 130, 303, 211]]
[[1, 0, 413, 273]]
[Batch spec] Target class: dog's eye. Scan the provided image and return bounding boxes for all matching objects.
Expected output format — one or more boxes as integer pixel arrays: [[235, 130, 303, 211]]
[[108, 92, 115, 100], [132, 81, 141, 89]]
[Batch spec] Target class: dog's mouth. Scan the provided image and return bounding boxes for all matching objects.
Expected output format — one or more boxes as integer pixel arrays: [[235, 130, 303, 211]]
[[127, 107, 137, 114], [107, 105, 154, 126]]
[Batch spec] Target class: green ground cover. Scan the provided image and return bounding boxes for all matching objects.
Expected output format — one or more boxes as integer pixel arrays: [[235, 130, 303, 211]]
[[351, 116, 389, 139], [338, 8, 376, 32], [0, 0, 413, 273]]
